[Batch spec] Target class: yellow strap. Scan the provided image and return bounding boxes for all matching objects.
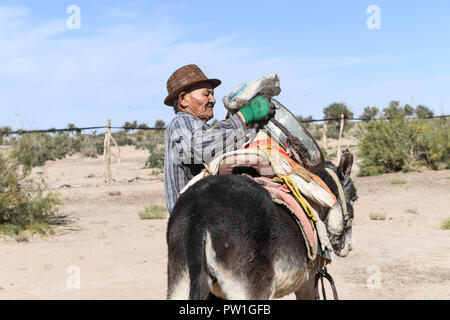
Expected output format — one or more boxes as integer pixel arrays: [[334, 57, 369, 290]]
[[260, 145, 317, 222]]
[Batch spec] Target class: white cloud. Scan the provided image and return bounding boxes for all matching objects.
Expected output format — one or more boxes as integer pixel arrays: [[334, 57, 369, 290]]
[[0, 5, 28, 32], [0, 5, 28, 19]]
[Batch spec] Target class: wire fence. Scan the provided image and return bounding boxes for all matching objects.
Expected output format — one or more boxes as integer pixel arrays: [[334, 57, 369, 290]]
[[0, 114, 448, 136]]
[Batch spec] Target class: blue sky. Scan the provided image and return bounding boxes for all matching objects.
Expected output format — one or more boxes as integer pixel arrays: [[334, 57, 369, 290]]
[[0, 0, 449, 130]]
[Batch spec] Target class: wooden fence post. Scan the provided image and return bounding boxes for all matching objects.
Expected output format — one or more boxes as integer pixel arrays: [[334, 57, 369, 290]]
[[322, 120, 328, 149], [337, 113, 344, 161], [103, 118, 112, 184]]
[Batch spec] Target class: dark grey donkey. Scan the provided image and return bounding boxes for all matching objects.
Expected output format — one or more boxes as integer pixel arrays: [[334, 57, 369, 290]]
[[167, 149, 357, 300]]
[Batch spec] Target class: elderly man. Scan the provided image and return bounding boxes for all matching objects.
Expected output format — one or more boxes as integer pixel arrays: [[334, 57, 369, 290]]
[[163, 64, 275, 214]]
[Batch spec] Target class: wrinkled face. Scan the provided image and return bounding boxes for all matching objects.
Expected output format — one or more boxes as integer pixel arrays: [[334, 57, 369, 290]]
[[178, 82, 216, 122]]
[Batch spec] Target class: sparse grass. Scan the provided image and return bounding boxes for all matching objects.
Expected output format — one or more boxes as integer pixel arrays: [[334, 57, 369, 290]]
[[138, 205, 167, 219], [15, 231, 30, 242], [405, 208, 420, 215], [440, 218, 450, 230], [97, 231, 106, 239], [151, 168, 162, 176], [391, 179, 407, 185], [369, 212, 386, 220], [107, 191, 122, 197]]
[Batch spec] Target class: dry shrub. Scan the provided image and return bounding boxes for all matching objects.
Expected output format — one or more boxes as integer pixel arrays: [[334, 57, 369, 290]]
[[0, 153, 61, 238], [358, 117, 449, 176]]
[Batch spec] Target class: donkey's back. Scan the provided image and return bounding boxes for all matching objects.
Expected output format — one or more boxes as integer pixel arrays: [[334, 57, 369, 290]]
[[167, 174, 315, 300]]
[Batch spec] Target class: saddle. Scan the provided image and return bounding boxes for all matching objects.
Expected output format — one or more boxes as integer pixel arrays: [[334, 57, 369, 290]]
[[212, 133, 335, 262], [178, 132, 335, 263]]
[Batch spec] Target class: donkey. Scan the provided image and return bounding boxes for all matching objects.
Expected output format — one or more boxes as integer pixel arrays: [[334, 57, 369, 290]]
[[166, 149, 357, 300]]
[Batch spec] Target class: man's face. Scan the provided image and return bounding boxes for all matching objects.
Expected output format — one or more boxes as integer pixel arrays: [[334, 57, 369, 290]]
[[178, 82, 216, 122]]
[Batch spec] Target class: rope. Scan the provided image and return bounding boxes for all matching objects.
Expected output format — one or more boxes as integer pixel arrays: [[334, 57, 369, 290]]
[[3, 114, 447, 136], [202, 162, 214, 175], [290, 166, 313, 182], [325, 167, 350, 228]]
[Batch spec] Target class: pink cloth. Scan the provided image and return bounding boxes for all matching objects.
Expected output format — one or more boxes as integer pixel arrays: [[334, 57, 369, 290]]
[[263, 185, 316, 251]]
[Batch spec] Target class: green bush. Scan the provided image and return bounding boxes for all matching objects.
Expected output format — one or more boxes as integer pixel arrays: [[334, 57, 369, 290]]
[[11, 133, 77, 173], [145, 142, 165, 169], [441, 218, 450, 230], [358, 117, 449, 176], [0, 154, 61, 238], [9, 133, 106, 171], [140, 132, 165, 169], [80, 134, 104, 157], [323, 102, 354, 138], [112, 131, 134, 147]]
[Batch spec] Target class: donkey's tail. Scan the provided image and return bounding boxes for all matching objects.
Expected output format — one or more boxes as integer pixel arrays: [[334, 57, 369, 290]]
[[187, 228, 210, 300]]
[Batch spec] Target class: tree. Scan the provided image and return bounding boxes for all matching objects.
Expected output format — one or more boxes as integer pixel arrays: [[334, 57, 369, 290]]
[[123, 120, 138, 133], [66, 123, 80, 135], [137, 123, 149, 130], [360, 106, 380, 121], [415, 105, 434, 119], [0, 126, 12, 134], [323, 102, 354, 138], [296, 115, 313, 130], [404, 104, 414, 117], [0, 126, 12, 144], [154, 120, 166, 129], [382, 101, 401, 119], [382, 101, 414, 119]]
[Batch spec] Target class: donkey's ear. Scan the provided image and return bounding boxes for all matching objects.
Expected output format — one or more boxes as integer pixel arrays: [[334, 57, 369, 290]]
[[338, 148, 353, 180]]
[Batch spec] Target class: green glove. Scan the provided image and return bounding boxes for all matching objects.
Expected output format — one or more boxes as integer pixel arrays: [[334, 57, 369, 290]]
[[239, 96, 272, 123]]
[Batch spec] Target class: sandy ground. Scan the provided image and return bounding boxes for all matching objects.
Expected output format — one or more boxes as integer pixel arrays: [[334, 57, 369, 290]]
[[0, 143, 449, 300]]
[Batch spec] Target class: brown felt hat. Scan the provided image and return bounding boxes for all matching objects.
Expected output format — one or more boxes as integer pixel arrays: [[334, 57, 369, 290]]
[[164, 64, 221, 106]]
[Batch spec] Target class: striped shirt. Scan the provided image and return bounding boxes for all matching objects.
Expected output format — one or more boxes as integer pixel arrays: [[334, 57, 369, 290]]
[[164, 111, 247, 214]]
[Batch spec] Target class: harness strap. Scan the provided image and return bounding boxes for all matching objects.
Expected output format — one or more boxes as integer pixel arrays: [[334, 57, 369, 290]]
[[324, 167, 350, 228], [314, 268, 339, 300]]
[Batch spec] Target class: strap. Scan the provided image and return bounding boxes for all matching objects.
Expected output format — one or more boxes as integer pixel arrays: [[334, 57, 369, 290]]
[[325, 167, 350, 228], [314, 268, 339, 300]]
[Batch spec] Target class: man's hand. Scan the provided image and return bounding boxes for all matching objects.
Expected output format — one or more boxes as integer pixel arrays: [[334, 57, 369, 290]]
[[238, 96, 276, 124]]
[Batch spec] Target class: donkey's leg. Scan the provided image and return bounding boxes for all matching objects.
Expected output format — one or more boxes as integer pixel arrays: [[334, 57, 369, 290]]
[[294, 273, 317, 300], [213, 269, 274, 300], [167, 237, 210, 300], [205, 231, 274, 300], [167, 267, 190, 300], [167, 230, 191, 300]]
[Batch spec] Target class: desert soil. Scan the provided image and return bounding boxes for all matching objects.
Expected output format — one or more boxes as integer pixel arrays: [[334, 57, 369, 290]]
[[0, 142, 449, 300]]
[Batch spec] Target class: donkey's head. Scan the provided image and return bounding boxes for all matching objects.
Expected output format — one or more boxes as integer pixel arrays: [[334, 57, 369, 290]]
[[322, 149, 358, 257]]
